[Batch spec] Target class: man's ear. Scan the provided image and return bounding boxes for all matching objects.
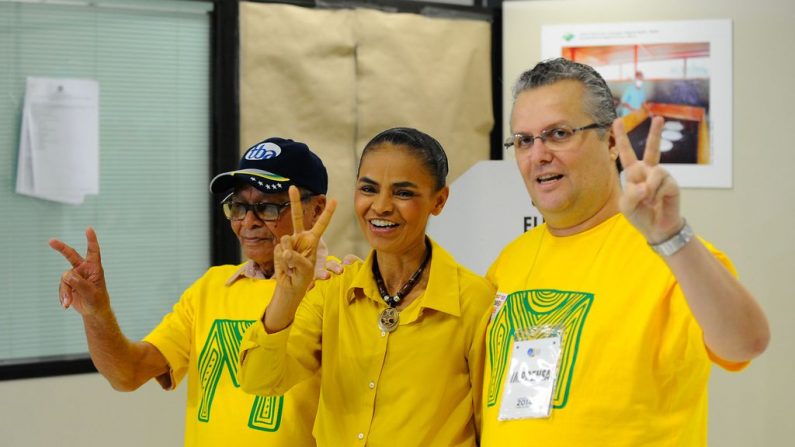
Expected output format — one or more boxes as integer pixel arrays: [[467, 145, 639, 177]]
[[309, 195, 327, 225], [607, 130, 619, 162]]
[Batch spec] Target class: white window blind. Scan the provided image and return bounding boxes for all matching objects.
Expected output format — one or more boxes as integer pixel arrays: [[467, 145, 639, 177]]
[[0, 0, 213, 365]]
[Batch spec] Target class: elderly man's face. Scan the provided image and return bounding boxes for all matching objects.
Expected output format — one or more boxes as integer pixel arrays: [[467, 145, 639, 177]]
[[511, 79, 620, 230], [229, 184, 324, 273]]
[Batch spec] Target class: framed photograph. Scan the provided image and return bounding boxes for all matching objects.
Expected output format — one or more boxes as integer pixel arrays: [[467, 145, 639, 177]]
[[542, 20, 732, 188]]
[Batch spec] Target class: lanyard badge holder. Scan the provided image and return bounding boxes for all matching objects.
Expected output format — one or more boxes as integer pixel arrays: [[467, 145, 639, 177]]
[[498, 325, 564, 420]]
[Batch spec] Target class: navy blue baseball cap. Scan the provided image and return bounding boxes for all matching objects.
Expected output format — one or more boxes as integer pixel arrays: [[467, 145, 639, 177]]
[[209, 137, 328, 195]]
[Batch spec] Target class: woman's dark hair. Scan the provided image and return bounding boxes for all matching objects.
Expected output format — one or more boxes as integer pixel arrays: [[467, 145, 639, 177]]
[[359, 127, 449, 191]]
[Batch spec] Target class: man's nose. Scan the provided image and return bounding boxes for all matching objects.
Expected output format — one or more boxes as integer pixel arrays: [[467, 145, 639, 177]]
[[241, 208, 263, 227]]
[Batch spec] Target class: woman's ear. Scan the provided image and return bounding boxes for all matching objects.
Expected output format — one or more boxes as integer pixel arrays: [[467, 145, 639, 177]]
[[431, 186, 450, 216]]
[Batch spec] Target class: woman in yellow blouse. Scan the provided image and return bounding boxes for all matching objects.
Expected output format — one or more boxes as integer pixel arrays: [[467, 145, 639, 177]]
[[238, 127, 494, 446]]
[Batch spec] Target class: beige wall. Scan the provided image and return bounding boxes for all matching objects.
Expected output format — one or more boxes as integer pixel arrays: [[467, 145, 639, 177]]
[[503, 0, 795, 444], [240, 2, 493, 258], [0, 373, 185, 446]]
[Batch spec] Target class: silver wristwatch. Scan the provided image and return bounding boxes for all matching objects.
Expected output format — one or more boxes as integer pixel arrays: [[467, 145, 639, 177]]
[[649, 220, 694, 257]]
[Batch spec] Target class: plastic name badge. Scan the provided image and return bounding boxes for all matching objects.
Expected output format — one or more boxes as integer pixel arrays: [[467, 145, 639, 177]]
[[498, 326, 563, 420]]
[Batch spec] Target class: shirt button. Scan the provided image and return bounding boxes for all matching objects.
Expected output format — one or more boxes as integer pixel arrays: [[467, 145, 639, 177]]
[[358, 433, 364, 440], [368, 381, 375, 389], [381, 331, 386, 337]]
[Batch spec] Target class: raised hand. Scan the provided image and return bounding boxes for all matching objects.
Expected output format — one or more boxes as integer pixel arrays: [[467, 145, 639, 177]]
[[273, 186, 337, 295], [49, 227, 111, 316], [614, 116, 684, 244], [50, 227, 171, 389]]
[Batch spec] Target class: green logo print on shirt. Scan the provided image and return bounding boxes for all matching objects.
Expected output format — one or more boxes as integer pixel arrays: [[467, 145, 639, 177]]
[[197, 319, 283, 432], [487, 289, 593, 409]]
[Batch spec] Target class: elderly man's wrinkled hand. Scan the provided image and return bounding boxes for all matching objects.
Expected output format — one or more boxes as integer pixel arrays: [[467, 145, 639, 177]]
[[49, 227, 111, 316], [315, 254, 362, 280]]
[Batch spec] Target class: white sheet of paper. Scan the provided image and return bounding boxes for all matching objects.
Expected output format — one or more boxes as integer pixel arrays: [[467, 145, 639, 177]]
[[16, 77, 99, 204], [15, 103, 35, 196]]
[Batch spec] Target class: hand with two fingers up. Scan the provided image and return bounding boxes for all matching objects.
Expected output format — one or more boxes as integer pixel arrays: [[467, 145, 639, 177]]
[[49, 227, 171, 390], [613, 116, 685, 245], [274, 186, 337, 293], [613, 115, 770, 361], [49, 227, 111, 317], [265, 186, 336, 333]]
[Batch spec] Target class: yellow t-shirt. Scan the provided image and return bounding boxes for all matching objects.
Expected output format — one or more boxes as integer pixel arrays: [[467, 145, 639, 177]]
[[143, 264, 318, 447], [482, 214, 746, 447], [238, 239, 494, 447]]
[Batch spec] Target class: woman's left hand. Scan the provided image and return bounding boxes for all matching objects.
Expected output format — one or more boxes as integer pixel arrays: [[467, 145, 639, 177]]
[[274, 186, 337, 297]]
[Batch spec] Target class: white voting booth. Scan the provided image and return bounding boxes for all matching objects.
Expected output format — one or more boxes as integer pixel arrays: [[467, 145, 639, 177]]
[[427, 160, 543, 276]]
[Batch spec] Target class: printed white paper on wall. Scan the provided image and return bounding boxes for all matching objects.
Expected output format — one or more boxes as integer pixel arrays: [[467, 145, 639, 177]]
[[16, 76, 99, 204]]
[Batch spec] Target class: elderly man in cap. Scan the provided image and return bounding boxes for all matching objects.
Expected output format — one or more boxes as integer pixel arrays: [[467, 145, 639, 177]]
[[50, 138, 331, 446]]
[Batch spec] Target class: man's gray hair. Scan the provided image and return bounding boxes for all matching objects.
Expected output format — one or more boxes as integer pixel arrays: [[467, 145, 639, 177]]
[[512, 57, 617, 131]]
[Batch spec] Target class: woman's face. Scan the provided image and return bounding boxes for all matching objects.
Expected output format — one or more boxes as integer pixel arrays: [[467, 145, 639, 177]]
[[355, 144, 448, 256]]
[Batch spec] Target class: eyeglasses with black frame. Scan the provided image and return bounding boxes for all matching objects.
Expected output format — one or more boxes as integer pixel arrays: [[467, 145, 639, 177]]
[[504, 123, 607, 152], [220, 193, 314, 222]]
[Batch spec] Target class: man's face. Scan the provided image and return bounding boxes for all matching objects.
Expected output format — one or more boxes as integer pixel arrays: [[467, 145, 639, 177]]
[[511, 79, 620, 230], [229, 184, 325, 272]]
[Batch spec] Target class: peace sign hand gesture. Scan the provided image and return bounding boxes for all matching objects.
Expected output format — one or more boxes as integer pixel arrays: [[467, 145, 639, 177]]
[[49, 227, 111, 316], [273, 186, 337, 297], [614, 116, 684, 244]]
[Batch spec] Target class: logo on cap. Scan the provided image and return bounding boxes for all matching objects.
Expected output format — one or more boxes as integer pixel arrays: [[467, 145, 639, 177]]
[[244, 142, 282, 160]]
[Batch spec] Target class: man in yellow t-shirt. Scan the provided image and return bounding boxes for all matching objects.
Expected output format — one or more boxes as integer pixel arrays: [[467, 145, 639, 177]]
[[486, 58, 770, 446], [50, 138, 331, 446]]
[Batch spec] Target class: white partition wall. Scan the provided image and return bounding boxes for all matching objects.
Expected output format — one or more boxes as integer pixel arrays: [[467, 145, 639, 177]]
[[427, 160, 543, 276]]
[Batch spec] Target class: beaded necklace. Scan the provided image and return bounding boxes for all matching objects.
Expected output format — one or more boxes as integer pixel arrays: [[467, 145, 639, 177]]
[[371, 238, 432, 332]]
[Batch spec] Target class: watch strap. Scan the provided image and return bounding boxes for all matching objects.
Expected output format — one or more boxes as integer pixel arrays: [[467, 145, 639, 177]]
[[649, 220, 694, 257]]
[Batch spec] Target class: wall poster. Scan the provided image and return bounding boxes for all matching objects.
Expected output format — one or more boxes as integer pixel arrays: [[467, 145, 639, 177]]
[[543, 20, 732, 188]]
